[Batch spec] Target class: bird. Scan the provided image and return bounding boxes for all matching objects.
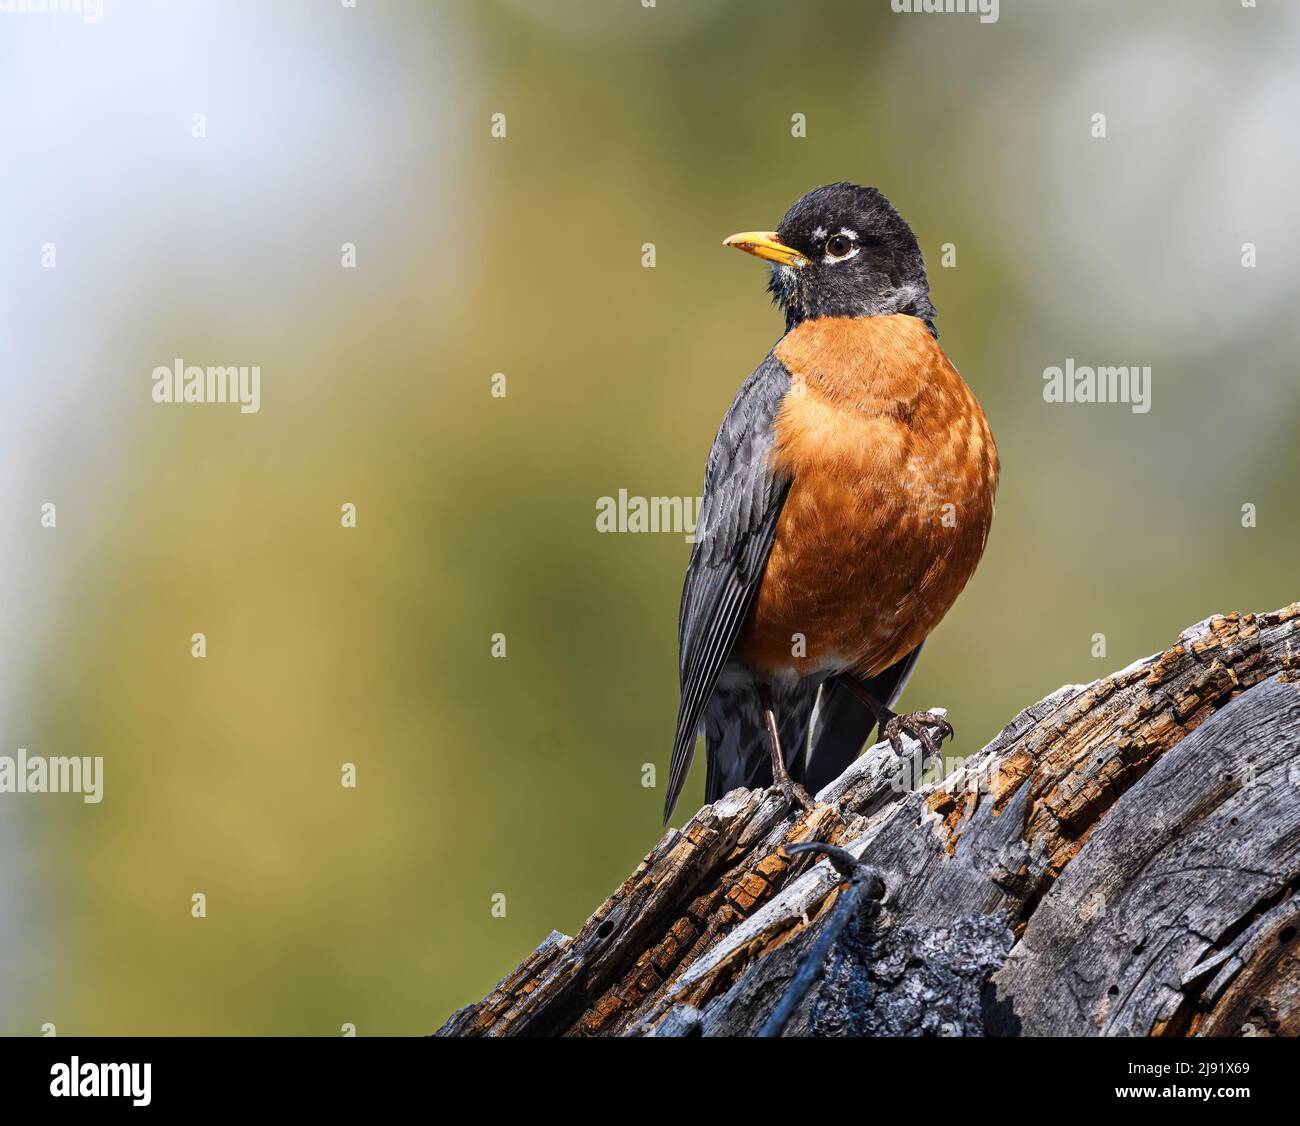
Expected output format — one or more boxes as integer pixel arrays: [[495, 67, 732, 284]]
[[663, 182, 999, 824]]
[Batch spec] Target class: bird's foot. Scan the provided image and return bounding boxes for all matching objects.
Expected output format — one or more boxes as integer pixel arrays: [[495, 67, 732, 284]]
[[757, 682, 817, 816], [883, 709, 954, 781], [772, 777, 817, 816]]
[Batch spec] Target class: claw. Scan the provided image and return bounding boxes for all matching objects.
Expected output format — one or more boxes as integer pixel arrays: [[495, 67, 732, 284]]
[[773, 777, 817, 815], [883, 709, 954, 781], [757, 682, 818, 818]]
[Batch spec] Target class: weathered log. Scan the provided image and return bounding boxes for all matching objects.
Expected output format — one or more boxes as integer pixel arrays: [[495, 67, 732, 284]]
[[437, 606, 1300, 1037]]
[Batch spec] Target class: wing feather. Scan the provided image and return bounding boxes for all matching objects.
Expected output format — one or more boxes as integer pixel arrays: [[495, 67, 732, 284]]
[[663, 353, 792, 821]]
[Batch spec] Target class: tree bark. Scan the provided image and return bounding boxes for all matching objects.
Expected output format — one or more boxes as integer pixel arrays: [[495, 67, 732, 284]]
[[437, 605, 1300, 1037]]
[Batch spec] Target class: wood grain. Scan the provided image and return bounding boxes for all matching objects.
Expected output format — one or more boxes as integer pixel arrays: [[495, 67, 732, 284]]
[[437, 605, 1300, 1037]]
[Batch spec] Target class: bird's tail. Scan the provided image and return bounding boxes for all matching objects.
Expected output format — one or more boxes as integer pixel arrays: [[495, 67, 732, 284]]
[[702, 675, 818, 804], [671, 646, 923, 818]]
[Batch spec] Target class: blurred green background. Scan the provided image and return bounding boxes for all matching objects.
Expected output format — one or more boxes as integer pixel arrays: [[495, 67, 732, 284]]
[[2, 0, 1297, 1034]]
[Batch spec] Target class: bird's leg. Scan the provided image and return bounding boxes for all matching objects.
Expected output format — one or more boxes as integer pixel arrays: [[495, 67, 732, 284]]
[[836, 675, 954, 784], [757, 683, 815, 814]]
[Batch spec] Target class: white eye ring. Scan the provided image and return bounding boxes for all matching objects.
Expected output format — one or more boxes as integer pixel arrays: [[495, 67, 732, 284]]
[[823, 233, 858, 261]]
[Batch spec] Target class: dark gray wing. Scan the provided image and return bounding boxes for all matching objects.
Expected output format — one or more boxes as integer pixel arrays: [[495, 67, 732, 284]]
[[663, 353, 792, 822]]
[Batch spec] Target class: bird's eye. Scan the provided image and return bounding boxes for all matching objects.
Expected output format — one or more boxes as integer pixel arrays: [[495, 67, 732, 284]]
[[825, 234, 854, 259]]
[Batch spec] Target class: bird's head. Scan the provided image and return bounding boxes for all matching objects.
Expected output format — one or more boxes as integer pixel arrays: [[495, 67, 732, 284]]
[[724, 182, 936, 334]]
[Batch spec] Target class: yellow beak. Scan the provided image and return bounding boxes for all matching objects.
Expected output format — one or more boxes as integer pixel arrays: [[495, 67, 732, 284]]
[[722, 230, 811, 268]]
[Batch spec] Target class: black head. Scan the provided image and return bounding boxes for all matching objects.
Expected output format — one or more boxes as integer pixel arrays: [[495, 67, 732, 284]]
[[724, 182, 936, 334]]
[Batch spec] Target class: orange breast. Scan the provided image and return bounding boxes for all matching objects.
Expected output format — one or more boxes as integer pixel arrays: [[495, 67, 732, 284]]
[[737, 314, 998, 679]]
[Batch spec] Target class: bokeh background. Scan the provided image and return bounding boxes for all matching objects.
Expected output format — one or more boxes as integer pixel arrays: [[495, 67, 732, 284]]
[[2, 0, 1298, 1034]]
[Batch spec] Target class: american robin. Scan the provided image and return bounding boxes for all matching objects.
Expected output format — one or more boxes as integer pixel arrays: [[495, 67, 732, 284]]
[[663, 182, 998, 823]]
